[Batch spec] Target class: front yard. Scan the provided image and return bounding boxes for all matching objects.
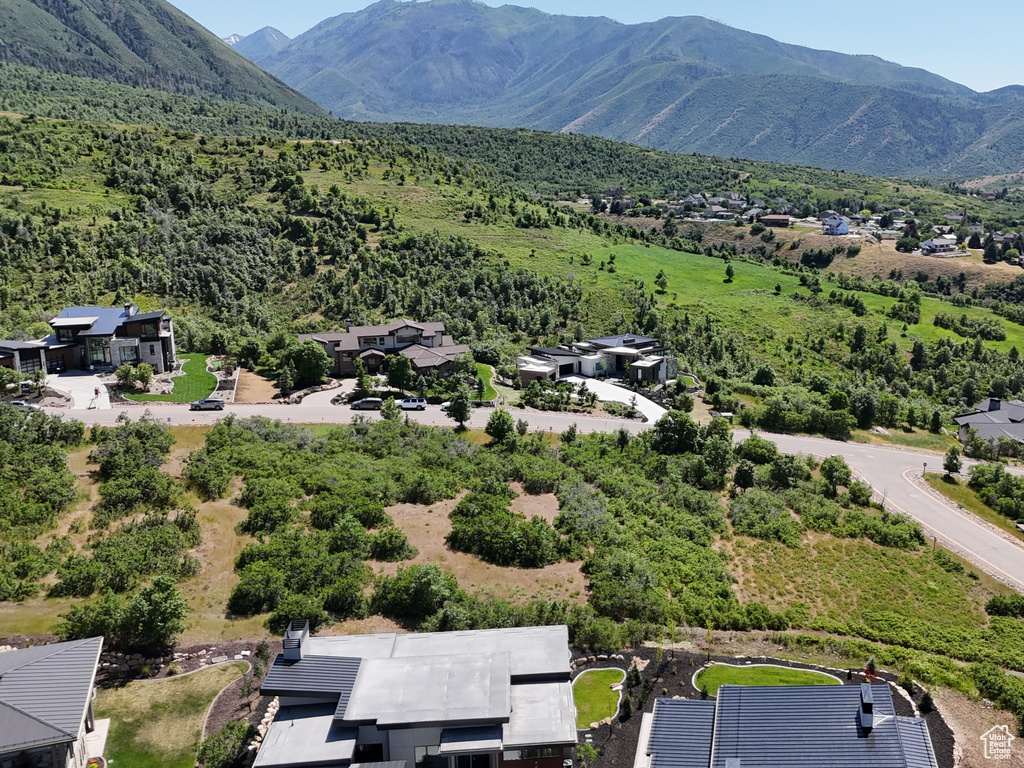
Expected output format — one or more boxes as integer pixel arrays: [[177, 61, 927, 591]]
[[127, 353, 217, 403]]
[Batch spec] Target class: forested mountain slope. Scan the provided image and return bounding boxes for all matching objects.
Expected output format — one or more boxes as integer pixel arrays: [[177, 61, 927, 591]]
[[0, 0, 324, 114], [244, 0, 1024, 177]]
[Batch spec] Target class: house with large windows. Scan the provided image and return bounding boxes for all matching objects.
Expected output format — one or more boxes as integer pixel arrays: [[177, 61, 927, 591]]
[[516, 334, 673, 385], [253, 622, 577, 768], [0, 304, 176, 376]]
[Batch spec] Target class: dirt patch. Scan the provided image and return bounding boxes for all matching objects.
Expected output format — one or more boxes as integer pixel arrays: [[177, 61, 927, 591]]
[[933, 687, 1023, 768], [235, 370, 281, 403], [509, 481, 560, 523], [375, 495, 586, 603]]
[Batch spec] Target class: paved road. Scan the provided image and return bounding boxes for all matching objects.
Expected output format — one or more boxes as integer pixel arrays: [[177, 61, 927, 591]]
[[50, 401, 1024, 593]]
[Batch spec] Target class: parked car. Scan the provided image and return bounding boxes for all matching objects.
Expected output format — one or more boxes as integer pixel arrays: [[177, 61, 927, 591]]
[[399, 397, 427, 411], [351, 397, 383, 410], [190, 398, 225, 411], [7, 400, 41, 411], [440, 401, 452, 411]]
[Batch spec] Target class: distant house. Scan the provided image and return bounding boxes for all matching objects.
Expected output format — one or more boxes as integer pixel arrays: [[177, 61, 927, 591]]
[[743, 208, 764, 221], [701, 206, 734, 220], [849, 213, 867, 224], [0, 637, 108, 768], [953, 398, 1024, 445], [634, 684, 938, 768], [254, 622, 576, 768], [0, 304, 176, 376], [759, 214, 791, 228], [968, 225, 985, 235], [932, 225, 954, 236], [300, 319, 469, 377], [725, 198, 746, 209], [822, 216, 850, 236], [516, 334, 672, 385], [943, 210, 966, 223], [920, 237, 958, 255], [817, 209, 839, 220]]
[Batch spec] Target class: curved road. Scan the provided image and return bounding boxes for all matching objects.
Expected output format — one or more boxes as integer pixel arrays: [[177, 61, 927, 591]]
[[55, 401, 1024, 593]]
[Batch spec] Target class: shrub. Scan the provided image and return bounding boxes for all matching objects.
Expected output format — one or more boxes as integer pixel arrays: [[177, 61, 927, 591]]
[[198, 721, 255, 768], [371, 563, 460, 620]]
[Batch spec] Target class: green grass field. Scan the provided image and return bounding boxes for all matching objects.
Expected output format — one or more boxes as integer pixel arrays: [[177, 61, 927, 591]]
[[476, 363, 498, 401], [127, 353, 217, 403], [730, 535, 996, 629], [573, 668, 624, 728], [94, 662, 247, 768], [695, 664, 839, 696]]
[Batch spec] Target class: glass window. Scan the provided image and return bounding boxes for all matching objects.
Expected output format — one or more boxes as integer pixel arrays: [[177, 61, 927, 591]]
[[455, 754, 491, 768], [140, 321, 159, 338], [120, 346, 139, 364], [149, 345, 155, 356], [57, 328, 74, 342], [89, 337, 110, 364]]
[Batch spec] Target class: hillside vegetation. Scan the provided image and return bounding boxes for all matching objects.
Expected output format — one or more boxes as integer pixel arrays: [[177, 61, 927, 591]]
[[0, 0, 323, 115]]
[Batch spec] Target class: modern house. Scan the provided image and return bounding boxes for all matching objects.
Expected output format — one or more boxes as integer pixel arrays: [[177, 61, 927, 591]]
[[634, 684, 938, 768], [758, 214, 791, 228], [516, 335, 672, 385], [822, 216, 851, 236], [0, 637, 107, 768], [920, 237, 958, 255], [300, 320, 470, 378], [254, 622, 577, 768], [953, 397, 1024, 445], [0, 304, 176, 376]]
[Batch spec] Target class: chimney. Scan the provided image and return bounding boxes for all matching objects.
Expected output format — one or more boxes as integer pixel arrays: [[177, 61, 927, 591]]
[[345, 318, 353, 332], [859, 683, 874, 732], [282, 619, 309, 661], [989, 398, 1001, 412], [124, 303, 133, 318]]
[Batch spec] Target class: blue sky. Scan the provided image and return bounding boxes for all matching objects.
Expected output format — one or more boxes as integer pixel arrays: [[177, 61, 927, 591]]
[[170, 0, 1024, 92]]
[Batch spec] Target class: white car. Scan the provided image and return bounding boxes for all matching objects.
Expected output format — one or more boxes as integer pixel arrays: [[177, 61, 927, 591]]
[[399, 397, 427, 411], [7, 400, 41, 411]]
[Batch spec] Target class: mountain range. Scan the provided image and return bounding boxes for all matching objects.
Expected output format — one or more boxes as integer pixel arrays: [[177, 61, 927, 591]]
[[0, 0, 323, 115], [235, 0, 1024, 177]]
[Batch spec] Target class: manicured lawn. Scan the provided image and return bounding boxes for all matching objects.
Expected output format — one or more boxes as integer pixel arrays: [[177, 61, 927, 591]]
[[923, 473, 1024, 542], [94, 662, 247, 768], [573, 668, 624, 728], [476, 363, 498, 401], [127, 353, 217, 403], [679, 375, 698, 387], [695, 664, 839, 696]]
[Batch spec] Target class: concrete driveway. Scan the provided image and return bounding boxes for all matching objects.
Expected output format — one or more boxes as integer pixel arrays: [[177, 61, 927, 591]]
[[46, 372, 110, 410], [561, 375, 667, 422]]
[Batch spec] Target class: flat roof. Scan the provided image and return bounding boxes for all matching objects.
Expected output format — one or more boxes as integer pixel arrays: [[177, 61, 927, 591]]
[[439, 725, 504, 755], [49, 317, 98, 328], [343, 653, 511, 726], [601, 346, 645, 357], [502, 681, 577, 748], [254, 704, 356, 768]]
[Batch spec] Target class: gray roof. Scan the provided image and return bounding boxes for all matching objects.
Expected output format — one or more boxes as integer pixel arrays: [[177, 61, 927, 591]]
[[954, 398, 1024, 426], [261, 655, 361, 702], [646, 699, 715, 768], [502, 681, 576, 748], [0, 340, 45, 350], [52, 306, 135, 337], [896, 718, 940, 768], [254, 704, 357, 768], [710, 684, 905, 768], [439, 725, 504, 754], [343, 652, 511, 726], [0, 637, 103, 753], [587, 334, 659, 349], [130, 310, 167, 322]]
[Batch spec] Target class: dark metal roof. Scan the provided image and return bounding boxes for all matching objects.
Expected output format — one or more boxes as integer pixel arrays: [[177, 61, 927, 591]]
[[647, 699, 715, 768], [128, 310, 167, 322], [896, 718, 939, 768], [710, 684, 904, 768], [529, 347, 582, 357], [260, 655, 361, 703], [0, 340, 45, 350], [0, 636, 103, 752], [53, 306, 134, 337]]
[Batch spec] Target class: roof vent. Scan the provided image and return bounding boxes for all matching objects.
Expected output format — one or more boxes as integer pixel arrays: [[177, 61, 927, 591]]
[[282, 619, 309, 661], [990, 398, 1002, 411], [859, 683, 874, 732]]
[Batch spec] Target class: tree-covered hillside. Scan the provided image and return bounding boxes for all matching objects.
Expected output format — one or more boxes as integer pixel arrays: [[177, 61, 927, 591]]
[[0, 0, 323, 115]]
